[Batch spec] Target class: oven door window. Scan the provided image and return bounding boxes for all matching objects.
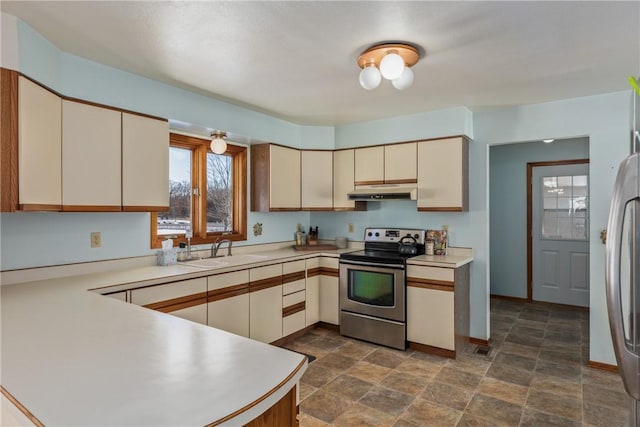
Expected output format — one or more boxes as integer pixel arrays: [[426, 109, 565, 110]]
[[348, 270, 394, 307]]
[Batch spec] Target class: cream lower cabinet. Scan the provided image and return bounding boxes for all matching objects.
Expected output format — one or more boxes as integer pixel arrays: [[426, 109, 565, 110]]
[[406, 264, 470, 358], [207, 270, 250, 338], [282, 260, 307, 336], [319, 257, 340, 325], [249, 264, 283, 343], [305, 258, 321, 326], [17, 76, 62, 211], [417, 136, 469, 212], [130, 277, 208, 324]]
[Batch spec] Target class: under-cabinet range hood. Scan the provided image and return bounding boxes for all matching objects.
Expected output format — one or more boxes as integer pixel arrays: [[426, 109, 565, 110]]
[[347, 184, 418, 201]]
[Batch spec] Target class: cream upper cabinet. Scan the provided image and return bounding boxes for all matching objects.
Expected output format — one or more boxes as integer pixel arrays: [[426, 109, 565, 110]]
[[384, 142, 417, 183], [251, 144, 300, 211], [417, 137, 469, 212], [62, 100, 121, 211], [301, 150, 333, 210], [333, 149, 356, 210], [354, 146, 384, 185], [122, 113, 169, 211], [18, 76, 62, 210]]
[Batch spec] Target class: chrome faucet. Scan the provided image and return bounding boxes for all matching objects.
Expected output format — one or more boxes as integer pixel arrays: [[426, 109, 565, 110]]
[[211, 238, 232, 258]]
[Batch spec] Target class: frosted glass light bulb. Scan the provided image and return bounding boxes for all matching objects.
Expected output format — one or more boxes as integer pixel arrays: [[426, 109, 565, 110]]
[[379, 53, 405, 80], [359, 65, 381, 90], [210, 138, 227, 154], [392, 66, 414, 90]]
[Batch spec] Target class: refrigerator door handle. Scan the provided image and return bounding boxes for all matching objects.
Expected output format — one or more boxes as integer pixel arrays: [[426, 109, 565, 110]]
[[606, 152, 640, 401]]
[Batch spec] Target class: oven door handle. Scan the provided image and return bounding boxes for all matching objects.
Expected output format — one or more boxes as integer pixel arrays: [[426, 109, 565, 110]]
[[339, 259, 405, 270]]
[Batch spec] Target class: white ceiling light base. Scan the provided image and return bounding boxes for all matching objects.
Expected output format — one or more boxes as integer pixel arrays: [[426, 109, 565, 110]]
[[357, 43, 420, 90]]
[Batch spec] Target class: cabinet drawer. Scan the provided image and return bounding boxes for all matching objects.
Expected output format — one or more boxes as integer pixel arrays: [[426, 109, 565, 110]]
[[283, 289, 305, 307], [320, 257, 339, 269], [208, 270, 249, 291], [407, 265, 454, 283], [283, 311, 306, 336], [283, 280, 305, 296], [250, 264, 282, 282], [283, 259, 305, 275], [130, 278, 207, 306]]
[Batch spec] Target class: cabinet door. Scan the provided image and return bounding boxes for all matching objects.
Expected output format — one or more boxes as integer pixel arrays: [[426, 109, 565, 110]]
[[319, 257, 340, 325], [354, 146, 384, 185], [417, 137, 469, 211], [301, 150, 333, 210], [407, 286, 455, 350], [130, 277, 208, 324], [249, 264, 283, 343], [62, 100, 121, 211], [270, 145, 301, 210], [18, 76, 62, 210], [208, 270, 250, 337], [122, 113, 169, 211], [385, 142, 417, 183], [333, 149, 355, 210], [305, 258, 321, 326]]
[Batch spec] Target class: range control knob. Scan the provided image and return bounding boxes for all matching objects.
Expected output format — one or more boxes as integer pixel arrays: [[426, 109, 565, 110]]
[[414, 233, 419, 240], [367, 232, 373, 237], [375, 232, 380, 237]]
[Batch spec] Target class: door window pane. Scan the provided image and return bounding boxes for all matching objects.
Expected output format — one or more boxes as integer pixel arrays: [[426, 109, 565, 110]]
[[206, 152, 232, 233], [158, 146, 192, 236], [541, 174, 589, 241]]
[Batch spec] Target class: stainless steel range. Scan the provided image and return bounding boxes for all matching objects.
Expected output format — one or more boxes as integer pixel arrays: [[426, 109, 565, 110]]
[[339, 227, 426, 350]]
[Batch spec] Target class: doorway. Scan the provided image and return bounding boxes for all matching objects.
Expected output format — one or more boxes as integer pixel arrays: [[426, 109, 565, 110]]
[[527, 159, 590, 307]]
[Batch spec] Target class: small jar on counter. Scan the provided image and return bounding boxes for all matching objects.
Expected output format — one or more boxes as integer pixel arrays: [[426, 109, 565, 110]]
[[426, 241, 434, 255]]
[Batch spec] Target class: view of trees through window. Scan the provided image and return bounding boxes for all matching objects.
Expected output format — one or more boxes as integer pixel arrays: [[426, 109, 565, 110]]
[[157, 147, 232, 236]]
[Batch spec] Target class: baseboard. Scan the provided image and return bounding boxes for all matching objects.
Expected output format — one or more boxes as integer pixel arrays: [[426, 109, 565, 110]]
[[490, 294, 528, 303], [271, 324, 318, 347], [490, 294, 589, 311], [469, 337, 490, 346], [317, 321, 340, 332], [408, 341, 456, 359], [587, 360, 619, 373]]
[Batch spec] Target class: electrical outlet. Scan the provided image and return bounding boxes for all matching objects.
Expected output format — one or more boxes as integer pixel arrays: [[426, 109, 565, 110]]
[[91, 232, 102, 248], [348, 223, 354, 233]]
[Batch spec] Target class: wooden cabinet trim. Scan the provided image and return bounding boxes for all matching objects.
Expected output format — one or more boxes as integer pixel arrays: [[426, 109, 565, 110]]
[[249, 276, 283, 292], [418, 207, 464, 212], [123, 205, 169, 212], [319, 267, 339, 277], [144, 292, 209, 312], [306, 267, 322, 278], [62, 205, 122, 212], [19, 204, 62, 211], [207, 283, 250, 303], [407, 277, 454, 289], [354, 180, 385, 186], [1, 69, 19, 212], [1, 386, 45, 427], [384, 179, 417, 185], [407, 281, 454, 292], [282, 271, 305, 284], [408, 341, 456, 359], [282, 301, 306, 318]]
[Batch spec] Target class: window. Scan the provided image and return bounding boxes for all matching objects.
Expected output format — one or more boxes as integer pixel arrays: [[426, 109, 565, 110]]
[[151, 133, 247, 248], [541, 174, 589, 240]]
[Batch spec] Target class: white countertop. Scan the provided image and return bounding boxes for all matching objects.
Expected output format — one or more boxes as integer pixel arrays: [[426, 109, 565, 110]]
[[1, 245, 472, 425]]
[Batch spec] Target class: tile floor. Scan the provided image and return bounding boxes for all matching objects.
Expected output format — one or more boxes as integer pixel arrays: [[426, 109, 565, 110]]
[[282, 297, 632, 426]]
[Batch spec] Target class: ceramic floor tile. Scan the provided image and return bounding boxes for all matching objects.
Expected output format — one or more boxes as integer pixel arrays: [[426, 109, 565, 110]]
[[289, 298, 633, 427], [359, 385, 416, 417]]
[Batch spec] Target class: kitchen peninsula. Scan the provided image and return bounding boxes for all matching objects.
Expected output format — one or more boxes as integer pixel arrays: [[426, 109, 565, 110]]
[[0, 262, 307, 426]]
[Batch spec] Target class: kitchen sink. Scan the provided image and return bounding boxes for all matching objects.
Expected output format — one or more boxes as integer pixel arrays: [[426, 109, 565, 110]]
[[184, 253, 268, 269]]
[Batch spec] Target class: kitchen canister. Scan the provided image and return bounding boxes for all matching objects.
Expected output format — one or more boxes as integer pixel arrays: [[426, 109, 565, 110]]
[[335, 237, 348, 249]]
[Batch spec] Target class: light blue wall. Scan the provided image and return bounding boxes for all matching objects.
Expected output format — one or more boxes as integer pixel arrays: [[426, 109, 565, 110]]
[[475, 92, 632, 364], [489, 138, 590, 298]]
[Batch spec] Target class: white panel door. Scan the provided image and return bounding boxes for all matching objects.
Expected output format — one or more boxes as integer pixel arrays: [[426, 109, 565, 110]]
[[532, 163, 590, 306]]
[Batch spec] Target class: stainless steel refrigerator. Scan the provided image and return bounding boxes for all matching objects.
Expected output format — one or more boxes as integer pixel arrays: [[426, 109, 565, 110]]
[[606, 80, 640, 427]]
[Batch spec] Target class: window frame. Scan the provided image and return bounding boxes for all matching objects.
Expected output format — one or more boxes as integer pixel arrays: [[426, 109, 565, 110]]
[[150, 132, 247, 249]]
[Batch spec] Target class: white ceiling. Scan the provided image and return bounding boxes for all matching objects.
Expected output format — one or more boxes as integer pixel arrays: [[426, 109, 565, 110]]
[[2, 1, 639, 126]]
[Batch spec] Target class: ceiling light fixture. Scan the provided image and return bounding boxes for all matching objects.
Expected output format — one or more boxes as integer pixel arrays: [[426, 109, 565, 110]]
[[357, 43, 420, 91], [210, 131, 227, 154]]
